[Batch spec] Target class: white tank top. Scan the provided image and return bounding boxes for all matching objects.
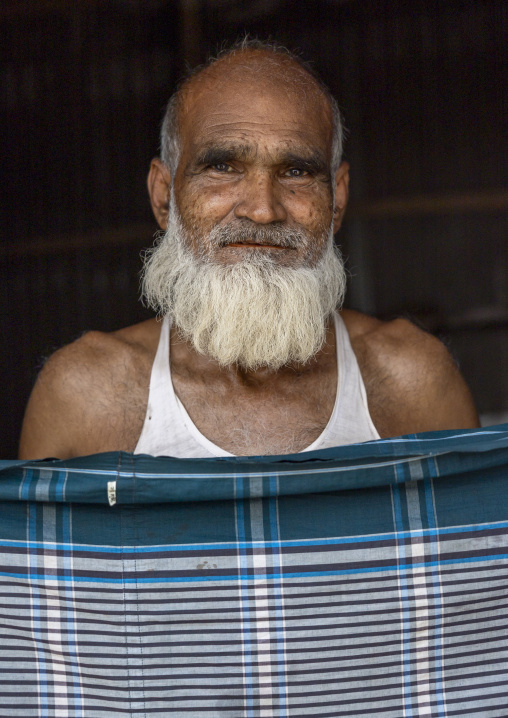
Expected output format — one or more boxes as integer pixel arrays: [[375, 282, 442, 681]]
[[134, 313, 380, 458]]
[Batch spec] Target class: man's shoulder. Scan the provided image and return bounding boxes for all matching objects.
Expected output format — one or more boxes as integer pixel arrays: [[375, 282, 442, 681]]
[[38, 318, 160, 395], [341, 309, 451, 371], [19, 318, 161, 459], [340, 309, 479, 435]]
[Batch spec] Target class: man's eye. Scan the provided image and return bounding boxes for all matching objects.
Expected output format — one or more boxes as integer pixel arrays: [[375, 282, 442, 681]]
[[285, 168, 307, 178], [210, 163, 233, 173]]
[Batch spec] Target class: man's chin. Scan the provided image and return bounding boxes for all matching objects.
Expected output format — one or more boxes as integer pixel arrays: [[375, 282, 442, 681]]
[[222, 243, 294, 255], [193, 341, 323, 374]]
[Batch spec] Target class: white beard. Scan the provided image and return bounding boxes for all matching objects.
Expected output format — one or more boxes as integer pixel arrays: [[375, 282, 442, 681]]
[[141, 201, 347, 371]]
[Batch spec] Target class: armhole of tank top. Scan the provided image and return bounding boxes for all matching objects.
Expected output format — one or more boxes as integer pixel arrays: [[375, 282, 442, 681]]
[[133, 316, 172, 453], [324, 312, 345, 427], [357, 362, 381, 440], [300, 313, 343, 453], [336, 313, 380, 440]]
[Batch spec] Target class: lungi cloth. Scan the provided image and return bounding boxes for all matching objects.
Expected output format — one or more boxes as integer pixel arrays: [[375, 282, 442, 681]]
[[1, 425, 508, 717]]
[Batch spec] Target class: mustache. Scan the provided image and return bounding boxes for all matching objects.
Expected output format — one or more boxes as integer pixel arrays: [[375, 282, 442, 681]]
[[207, 221, 308, 250]]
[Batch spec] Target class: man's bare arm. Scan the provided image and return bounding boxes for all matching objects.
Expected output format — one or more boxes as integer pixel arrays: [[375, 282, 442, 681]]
[[19, 327, 153, 460], [19, 336, 106, 460], [19, 320, 159, 460]]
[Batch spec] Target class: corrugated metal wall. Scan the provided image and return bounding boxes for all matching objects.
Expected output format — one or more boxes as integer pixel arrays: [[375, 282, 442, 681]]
[[1, 0, 507, 457]]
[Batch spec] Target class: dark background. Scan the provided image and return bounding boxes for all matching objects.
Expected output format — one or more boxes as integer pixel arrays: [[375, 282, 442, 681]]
[[1, 0, 507, 458]]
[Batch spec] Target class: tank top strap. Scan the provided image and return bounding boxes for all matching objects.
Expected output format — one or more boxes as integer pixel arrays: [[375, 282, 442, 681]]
[[303, 313, 380, 451], [334, 311, 379, 442], [151, 315, 171, 388]]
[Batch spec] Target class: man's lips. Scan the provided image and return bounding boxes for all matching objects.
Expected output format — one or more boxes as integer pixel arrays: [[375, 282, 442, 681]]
[[224, 242, 288, 249]]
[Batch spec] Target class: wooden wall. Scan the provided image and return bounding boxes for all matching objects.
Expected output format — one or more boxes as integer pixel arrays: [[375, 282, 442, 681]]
[[1, 0, 506, 457]]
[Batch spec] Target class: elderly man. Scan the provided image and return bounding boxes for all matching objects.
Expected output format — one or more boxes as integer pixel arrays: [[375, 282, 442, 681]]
[[19, 41, 479, 460]]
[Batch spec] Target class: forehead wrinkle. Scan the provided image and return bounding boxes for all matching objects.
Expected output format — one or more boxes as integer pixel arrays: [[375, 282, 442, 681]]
[[192, 124, 328, 154]]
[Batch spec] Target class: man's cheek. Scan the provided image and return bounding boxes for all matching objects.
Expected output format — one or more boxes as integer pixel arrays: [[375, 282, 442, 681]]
[[177, 206, 217, 255], [180, 190, 234, 229], [286, 186, 333, 226]]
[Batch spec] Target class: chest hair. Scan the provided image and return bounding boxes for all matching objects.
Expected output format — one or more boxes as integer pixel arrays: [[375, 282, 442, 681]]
[[176, 372, 336, 456]]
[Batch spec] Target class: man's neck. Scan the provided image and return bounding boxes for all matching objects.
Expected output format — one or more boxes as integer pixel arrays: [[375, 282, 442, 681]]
[[166, 316, 339, 455], [168, 317, 337, 388]]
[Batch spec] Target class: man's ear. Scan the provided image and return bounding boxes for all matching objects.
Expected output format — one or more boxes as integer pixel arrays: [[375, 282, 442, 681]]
[[332, 161, 350, 234], [147, 158, 172, 230]]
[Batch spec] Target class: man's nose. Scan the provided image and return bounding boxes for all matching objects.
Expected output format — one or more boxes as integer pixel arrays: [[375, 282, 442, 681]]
[[233, 172, 287, 224]]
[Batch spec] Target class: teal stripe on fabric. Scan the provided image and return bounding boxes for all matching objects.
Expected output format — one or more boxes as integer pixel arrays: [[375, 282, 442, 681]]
[[3, 518, 508, 551]]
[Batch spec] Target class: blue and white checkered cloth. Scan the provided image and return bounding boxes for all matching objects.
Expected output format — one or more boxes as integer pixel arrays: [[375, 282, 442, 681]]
[[1, 425, 508, 716]]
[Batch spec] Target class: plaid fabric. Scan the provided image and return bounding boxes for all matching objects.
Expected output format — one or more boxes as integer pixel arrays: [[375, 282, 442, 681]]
[[1, 425, 508, 717]]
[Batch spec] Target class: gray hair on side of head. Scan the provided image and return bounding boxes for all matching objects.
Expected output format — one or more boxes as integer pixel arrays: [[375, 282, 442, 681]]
[[159, 38, 344, 179], [160, 93, 181, 178]]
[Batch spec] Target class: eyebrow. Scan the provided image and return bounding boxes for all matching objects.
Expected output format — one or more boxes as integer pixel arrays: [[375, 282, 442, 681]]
[[194, 143, 329, 175], [195, 144, 254, 167]]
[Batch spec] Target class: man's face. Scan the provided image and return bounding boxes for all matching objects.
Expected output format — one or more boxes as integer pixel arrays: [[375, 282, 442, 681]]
[[143, 54, 349, 369], [170, 61, 341, 268]]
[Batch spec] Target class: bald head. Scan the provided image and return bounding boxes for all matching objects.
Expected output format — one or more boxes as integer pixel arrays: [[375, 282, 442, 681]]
[[160, 40, 344, 177]]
